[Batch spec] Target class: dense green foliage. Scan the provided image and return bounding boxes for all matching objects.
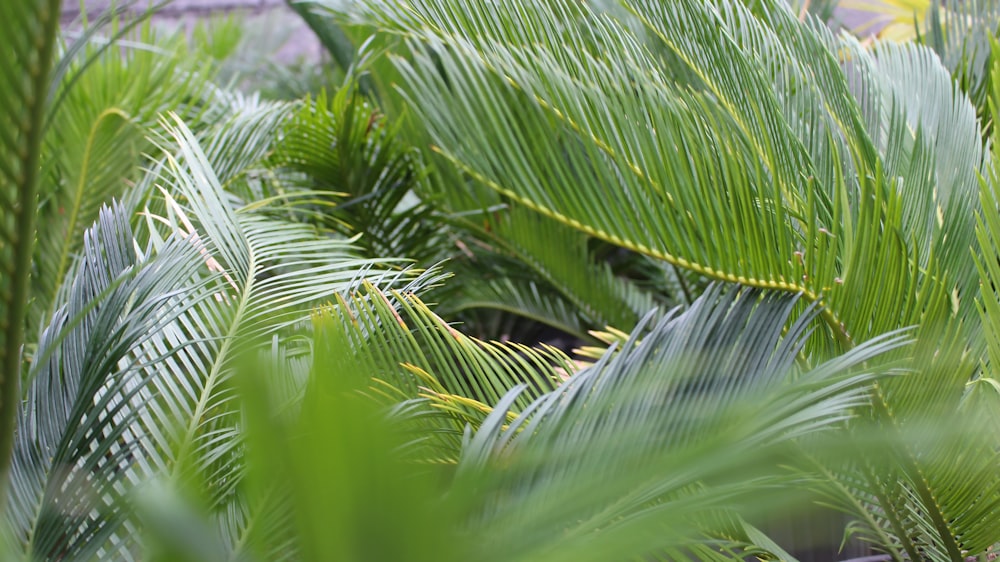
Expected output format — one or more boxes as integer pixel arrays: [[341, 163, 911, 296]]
[[2, 0, 1000, 560]]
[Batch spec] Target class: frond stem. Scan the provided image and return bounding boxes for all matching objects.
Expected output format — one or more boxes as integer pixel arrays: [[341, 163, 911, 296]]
[[802, 449, 908, 562], [48, 107, 132, 319], [436, 149, 854, 349], [870, 383, 965, 561]]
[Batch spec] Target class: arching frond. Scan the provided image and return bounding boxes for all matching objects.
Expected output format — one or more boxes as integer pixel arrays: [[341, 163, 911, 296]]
[[271, 86, 443, 265], [439, 205, 662, 340], [33, 24, 220, 330], [325, 0, 981, 355], [260, 285, 908, 562], [130, 113, 421, 499], [3, 109, 424, 557], [5, 203, 210, 560]]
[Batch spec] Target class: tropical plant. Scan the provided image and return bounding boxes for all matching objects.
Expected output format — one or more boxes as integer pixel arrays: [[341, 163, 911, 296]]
[[313, 0, 1000, 558], [2, 5, 426, 557], [2, 0, 1000, 561]]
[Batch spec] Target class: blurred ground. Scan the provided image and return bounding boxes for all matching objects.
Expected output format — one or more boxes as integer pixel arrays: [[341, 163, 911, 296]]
[[59, 1, 886, 67], [835, 4, 893, 37], [61, 0, 323, 63]]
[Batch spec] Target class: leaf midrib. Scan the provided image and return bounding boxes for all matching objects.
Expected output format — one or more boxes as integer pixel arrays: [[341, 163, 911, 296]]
[[48, 107, 133, 321], [171, 249, 255, 479]]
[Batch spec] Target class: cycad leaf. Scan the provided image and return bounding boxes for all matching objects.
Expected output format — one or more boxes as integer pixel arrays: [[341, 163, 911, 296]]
[[455, 287, 908, 562], [5, 203, 211, 560], [327, 282, 574, 434], [5, 104, 424, 557], [33, 25, 218, 329], [441, 206, 662, 339], [327, 0, 980, 355], [132, 113, 420, 499], [271, 87, 443, 264], [277, 284, 903, 561]]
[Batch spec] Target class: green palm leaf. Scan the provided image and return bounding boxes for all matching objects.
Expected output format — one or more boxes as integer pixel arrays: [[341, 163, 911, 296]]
[[456, 287, 907, 562], [326, 0, 981, 350], [314, 1, 996, 557], [3, 106, 425, 557], [271, 87, 443, 264], [133, 113, 420, 498], [439, 205, 663, 339], [5, 203, 212, 560], [223, 283, 906, 562], [32, 24, 220, 330], [332, 281, 572, 423]]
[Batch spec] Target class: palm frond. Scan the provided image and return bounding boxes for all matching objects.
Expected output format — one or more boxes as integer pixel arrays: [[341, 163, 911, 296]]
[[4, 103, 427, 557], [32, 23, 219, 330], [133, 113, 421, 497], [456, 287, 907, 562], [5, 202, 212, 560], [973, 37, 1000, 440], [841, 37, 984, 310], [440, 205, 662, 338], [328, 282, 574, 434], [324, 0, 987, 420], [836, 0, 1000, 137], [48, 0, 173, 117], [278, 284, 907, 561], [926, 0, 1000, 126], [442, 274, 597, 342], [326, 0, 980, 357], [271, 86, 444, 264]]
